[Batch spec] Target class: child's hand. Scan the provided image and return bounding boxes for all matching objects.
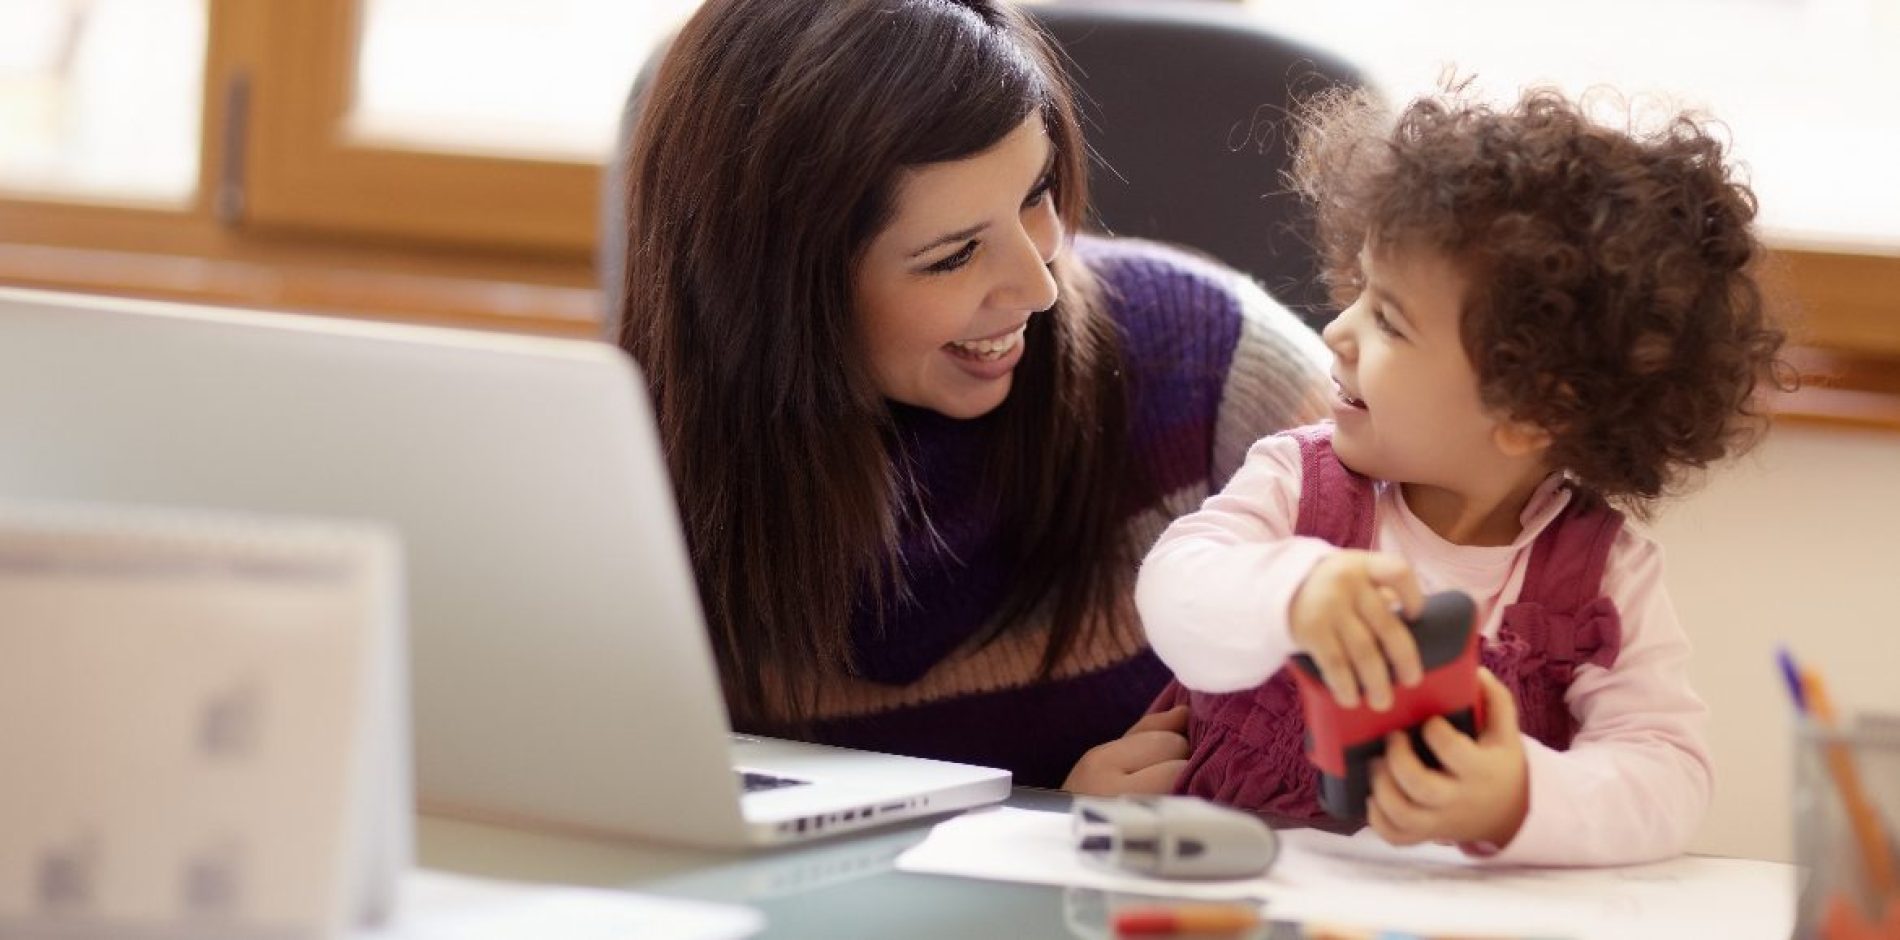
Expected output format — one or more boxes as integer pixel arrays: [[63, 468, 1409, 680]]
[[1288, 550, 1426, 711], [1366, 668, 1530, 849]]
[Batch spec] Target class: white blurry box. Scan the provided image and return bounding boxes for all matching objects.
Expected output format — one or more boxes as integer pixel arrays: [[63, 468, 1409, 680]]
[[0, 503, 409, 938]]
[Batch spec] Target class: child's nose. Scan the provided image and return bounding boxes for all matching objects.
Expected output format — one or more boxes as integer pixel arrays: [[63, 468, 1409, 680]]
[[1321, 307, 1356, 360]]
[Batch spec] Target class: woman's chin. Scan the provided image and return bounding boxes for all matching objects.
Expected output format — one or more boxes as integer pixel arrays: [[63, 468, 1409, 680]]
[[906, 351, 1019, 419], [927, 377, 1015, 420]]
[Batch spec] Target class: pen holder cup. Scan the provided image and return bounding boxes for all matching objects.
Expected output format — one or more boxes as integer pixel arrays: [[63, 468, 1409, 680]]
[[1793, 717, 1900, 940]]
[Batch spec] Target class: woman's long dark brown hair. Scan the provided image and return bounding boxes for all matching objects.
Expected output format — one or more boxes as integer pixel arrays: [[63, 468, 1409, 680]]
[[619, 0, 1131, 729]]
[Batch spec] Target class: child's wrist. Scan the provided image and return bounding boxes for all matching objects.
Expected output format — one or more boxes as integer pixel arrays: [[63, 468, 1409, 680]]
[[1478, 758, 1532, 847]]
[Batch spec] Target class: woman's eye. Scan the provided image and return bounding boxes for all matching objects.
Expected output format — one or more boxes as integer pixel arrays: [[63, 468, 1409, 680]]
[[1023, 174, 1054, 209], [924, 241, 978, 274]]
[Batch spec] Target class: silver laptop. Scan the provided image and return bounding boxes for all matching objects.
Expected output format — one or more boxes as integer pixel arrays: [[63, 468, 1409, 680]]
[[0, 287, 1009, 849]]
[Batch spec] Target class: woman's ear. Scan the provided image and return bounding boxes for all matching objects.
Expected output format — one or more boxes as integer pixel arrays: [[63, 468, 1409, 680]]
[[1492, 418, 1552, 459]]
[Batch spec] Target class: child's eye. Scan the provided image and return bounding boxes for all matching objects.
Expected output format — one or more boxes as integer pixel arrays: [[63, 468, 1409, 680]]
[[924, 241, 979, 274], [1373, 309, 1402, 337]]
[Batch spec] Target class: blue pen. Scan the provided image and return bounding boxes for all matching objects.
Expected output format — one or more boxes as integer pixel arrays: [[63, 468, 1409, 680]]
[[1776, 645, 1807, 714]]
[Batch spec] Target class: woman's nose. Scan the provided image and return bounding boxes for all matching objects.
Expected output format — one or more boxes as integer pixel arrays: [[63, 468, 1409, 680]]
[[997, 207, 1062, 313]]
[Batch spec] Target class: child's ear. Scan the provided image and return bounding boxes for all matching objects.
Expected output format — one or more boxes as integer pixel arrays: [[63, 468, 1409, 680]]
[[1492, 419, 1552, 459]]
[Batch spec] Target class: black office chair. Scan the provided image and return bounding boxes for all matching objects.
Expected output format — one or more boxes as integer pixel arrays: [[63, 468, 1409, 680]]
[[597, 1, 1366, 336]]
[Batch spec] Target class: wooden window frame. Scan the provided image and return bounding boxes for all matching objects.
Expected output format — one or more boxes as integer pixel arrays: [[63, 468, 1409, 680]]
[[0, 0, 1896, 430], [0, 0, 602, 338], [235, 0, 601, 253]]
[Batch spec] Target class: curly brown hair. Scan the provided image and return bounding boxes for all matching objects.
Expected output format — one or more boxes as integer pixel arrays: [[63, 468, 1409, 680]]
[[1292, 85, 1791, 513]]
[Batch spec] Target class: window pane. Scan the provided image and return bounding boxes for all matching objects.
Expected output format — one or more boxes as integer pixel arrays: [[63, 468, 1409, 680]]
[[351, 0, 700, 162], [1244, 0, 1900, 247], [0, 0, 205, 205]]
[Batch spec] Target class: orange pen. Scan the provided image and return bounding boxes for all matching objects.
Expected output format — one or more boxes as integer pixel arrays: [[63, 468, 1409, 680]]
[[1821, 890, 1900, 940], [1801, 668, 1899, 902], [1113, 904, 1262, 936]]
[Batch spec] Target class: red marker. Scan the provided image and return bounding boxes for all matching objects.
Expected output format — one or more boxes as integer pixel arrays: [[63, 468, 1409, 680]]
[[1113, 904, 1262, 936]]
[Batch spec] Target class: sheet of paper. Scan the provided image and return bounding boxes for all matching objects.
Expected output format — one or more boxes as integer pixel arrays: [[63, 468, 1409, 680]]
[[357, 870, 762, 940], [896, 807, 1796, 939]]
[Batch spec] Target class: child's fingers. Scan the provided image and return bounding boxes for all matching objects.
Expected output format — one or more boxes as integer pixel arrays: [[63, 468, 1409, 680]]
[[1361, 552, 1425, 618], [1366, 794, 1409, 845], [1382, 731, 1454, 807], [1357, 587, 1423, 688], [1302, 630, 1362, 710], [1368, 760, 1432, 843], [1376, 585, 1404, 615], [1419, 716, 1481, 776], [1336, 611, 1396, 711], [1476, 667, 1521, 744]]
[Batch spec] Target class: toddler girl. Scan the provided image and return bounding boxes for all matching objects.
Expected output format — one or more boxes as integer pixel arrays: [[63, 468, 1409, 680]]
[[1136, 86, 1788, 866]]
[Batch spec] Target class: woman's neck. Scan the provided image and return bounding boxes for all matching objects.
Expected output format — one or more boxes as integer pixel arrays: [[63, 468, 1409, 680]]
[[1400, 467, 1550, 547]]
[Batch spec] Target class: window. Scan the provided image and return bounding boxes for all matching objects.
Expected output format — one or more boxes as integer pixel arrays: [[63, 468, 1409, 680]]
[[0, 1, 704, 334], [0, 0, 1892, 372], [0, 0, 206, 205], [240, 0, 697, 252], [1245, 0, 1900, 251], [352, 0, 686, 161], [1245, 0, 1900, 364]]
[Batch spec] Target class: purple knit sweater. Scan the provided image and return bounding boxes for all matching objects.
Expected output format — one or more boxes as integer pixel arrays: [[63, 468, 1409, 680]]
[[807, 236, 1328, 787]]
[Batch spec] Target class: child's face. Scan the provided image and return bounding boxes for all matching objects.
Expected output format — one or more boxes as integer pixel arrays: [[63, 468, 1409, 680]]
[[1320, 242, 1518, 488]]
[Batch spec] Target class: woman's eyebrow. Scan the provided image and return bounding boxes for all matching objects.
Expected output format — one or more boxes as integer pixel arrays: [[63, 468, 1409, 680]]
[[908, 222, 989, 260], [1032, 149, 1056, 186]]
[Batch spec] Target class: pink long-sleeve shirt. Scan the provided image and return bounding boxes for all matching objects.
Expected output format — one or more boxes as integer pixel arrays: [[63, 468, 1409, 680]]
[[1135, 433, 1712, 866]]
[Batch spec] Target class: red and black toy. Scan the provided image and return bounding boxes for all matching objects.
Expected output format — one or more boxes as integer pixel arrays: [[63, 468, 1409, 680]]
[[1289, 590, 1485, 822]]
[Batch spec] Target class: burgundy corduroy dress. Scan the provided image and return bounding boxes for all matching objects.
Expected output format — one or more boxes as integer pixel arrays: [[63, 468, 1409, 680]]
[[1149, 426, 1627, 823]]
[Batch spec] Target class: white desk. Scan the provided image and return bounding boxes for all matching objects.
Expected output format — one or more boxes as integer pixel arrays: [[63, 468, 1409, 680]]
[[414, 788, 1796, 939], [416, 789, 1086, 939]]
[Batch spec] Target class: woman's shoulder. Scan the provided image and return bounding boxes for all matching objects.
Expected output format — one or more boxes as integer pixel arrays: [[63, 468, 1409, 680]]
[[1073, 235, 1326, 363], [1073, 236, 1255, 405], [1074, 235, 1329, 493], [1072, 233, 1238, 279], [1073, 234, 1256, 322]]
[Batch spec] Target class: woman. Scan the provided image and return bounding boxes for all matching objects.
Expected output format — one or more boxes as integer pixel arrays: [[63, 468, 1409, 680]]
[[619, 0, 1329, 790]]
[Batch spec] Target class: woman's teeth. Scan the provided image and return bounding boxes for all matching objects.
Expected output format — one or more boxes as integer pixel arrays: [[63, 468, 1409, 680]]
[[946, 326, 1024, 361]]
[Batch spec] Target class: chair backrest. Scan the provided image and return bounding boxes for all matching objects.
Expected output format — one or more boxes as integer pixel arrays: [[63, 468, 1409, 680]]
[[597, 1, 1366, 338]]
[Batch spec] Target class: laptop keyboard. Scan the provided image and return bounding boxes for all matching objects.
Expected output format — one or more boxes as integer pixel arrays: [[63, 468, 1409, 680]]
[[738, 770, 810, 793]]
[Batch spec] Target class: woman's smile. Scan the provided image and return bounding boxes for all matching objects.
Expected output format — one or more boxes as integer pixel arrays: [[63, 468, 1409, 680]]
[[942, 319, 1029, 378]]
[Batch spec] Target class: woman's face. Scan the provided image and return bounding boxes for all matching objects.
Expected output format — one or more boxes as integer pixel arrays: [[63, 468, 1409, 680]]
[[854, 115, 1063, 419]]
